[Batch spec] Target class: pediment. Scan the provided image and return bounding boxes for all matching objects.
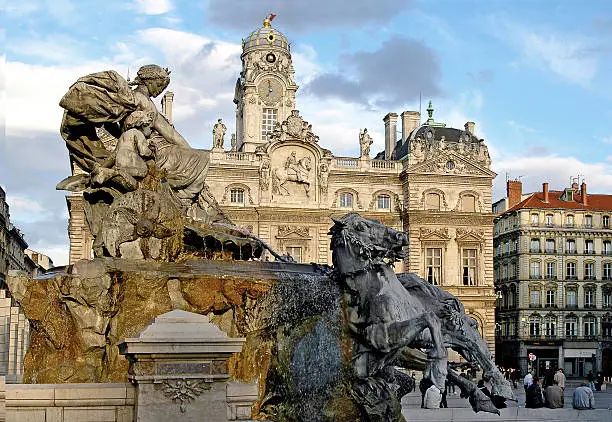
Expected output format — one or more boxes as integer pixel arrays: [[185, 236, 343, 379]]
[[419, 227, 451, 241], [407, 151, 496, 177], [456, 228, 485, 243], [275, 225, 312, 239]]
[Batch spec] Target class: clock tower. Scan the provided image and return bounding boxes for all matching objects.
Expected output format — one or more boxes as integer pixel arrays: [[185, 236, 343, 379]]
[[234, 15, 298, 152]]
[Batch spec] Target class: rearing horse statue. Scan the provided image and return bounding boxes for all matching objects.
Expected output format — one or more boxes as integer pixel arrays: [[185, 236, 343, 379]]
[[330, 213, 514, 420], [272, 156, 312, 196]]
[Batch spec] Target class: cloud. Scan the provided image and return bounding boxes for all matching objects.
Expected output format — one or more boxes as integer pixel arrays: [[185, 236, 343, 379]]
[[493, 18, 599, 86], [602, 136, 612, 144], [304, 37, 441, 109], [135, 0, 173, 15], [492, 154, 612, 201], [205, 0, 413, 33]]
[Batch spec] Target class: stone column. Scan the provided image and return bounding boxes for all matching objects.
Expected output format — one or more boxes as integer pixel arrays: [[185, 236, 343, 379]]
[[119, 310, 253, 422]]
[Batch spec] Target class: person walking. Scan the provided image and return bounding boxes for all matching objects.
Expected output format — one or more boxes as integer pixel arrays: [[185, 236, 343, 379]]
[[553, 368, 566, 392], [523, 370, 533, 393], [423, 384, 442, 409], [587, 370, 596, 391], [544, 380, 564, 408], [525, 376, 544, 408], [573, 381, 595, 410]]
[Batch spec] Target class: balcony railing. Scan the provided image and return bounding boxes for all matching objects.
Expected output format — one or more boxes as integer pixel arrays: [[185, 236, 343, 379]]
[[584, 304, 596, 309], [530, 248, 541, 253], [544, 275, 557, 280], [566, 275, 578, 280], [584, 250, 596, 255], [565, 304, 578, 309], [584, 276, 597, 280], [530, 303, 542, 308], [544, 304, 558, 308], [545, 249, 556, 254]]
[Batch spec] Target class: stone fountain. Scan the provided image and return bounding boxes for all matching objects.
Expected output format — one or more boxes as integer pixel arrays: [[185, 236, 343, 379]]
[[6, 65, 513, 421]]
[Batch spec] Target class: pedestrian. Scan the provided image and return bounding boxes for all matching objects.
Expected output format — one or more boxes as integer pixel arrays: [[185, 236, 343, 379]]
[[510, 368, 518, 389], [445, 378, 456, 395], [523, 370, 533, 393], [573, 381, 595, 410], [419, 378, 434, 408], [587, 370, 596, 391], [543, 368, 554, 388], [595, 372, 603, 391], [553, 368, 566, 392], [423, 384, 442, 409], [440, 381, 448, 408], [525, 375, 544, 408], [544, 380, 564, 408]]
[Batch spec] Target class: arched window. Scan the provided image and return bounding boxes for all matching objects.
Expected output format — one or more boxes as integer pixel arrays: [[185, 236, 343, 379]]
[[529, 315, 541, 337], [461, 194, 476, 212], [584, 315, 596, 337], [230, 188, 244, 204], [339, 192, 354, 208], [565, 316, 577, 337], [425, 193, 441, 210], [377, 194, 391, 210], [544, 315, 557, 337]]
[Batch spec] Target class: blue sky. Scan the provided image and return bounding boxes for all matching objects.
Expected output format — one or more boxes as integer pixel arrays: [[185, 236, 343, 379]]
[[1, 0, 612, 265]]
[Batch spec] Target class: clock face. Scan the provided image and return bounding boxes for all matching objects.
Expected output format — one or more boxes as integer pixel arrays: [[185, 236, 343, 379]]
[[258, 78, 282, 105]]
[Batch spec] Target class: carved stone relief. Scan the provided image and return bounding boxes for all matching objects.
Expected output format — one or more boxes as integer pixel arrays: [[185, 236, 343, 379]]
[[419, 227, 451, 241], [277, 225, 310, 238], [268, 110, 319, 143], [271, 151, 313, 197], [159, 378, 211, 413]]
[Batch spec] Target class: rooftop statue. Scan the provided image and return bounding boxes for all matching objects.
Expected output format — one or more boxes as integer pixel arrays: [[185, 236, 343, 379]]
[[56, 65, 281, 261]]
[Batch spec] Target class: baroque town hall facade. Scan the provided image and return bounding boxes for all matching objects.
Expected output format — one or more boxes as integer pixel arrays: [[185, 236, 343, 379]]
[[66, 18, 498, 352]]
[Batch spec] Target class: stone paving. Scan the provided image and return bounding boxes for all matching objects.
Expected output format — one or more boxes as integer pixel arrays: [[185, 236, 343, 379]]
[[401, 383, 612, 421]]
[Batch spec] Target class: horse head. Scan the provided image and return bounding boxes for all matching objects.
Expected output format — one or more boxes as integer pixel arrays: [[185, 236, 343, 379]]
[[299, 156, 312, 171], [329, 213, 407, 274]]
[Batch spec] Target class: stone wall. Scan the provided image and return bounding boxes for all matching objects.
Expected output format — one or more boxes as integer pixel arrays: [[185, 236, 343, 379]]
[[0, 289, 28, 383]]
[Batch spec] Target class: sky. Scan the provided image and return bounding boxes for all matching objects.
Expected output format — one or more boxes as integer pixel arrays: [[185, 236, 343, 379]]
[[1, 0, 612, 266]]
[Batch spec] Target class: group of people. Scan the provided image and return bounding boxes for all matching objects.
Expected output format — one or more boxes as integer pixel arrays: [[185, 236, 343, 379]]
[[523, 368, 596, 410]]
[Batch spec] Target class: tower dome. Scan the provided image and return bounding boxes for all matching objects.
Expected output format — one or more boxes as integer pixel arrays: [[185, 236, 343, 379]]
[[242, 14, 290, 55]]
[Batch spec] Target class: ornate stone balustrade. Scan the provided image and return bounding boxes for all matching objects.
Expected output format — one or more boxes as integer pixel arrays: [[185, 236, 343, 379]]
[[224, 152, 251, 161], [335, 158, 359, 167], [370, 160, 398, 170]]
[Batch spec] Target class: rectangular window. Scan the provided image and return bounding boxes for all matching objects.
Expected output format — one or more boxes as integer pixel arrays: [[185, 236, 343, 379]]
[[377, 194, 391, 210], [339, 192, 353, 208], [426, 248, 442, 285], [584, 262, 595, 279], [566, 262, 576, 279], [261, 108, 278, 139], [545, 214, 553, 226], [604, 263, 612, 280], [530, 239, 540, 253], [286, 246, 302, 263], [565, 320, 576, 336], [604, 241, 611, 255], [530, 290, 541, 307], [230, 188, 244, 204], [584, 318, 596, 336], [531, 213, 539, 225], [585, 290, 595, 308], [604, 290, 612, 308], [530, 261, 541, 279], [566, 239, 576, 253], [462, 248, 477, 286], [546, 239, 555, 253], [530, 320, 540, 336], [567, 214, 574, 227], [585, 240, 594, 254], [566, 290, 577, 307], [604, 215, 610, 228], [546, 261, 556, 279], [585, 215, 593, 228], [546, 290, 556, 307], [502, 264, 509, 280]]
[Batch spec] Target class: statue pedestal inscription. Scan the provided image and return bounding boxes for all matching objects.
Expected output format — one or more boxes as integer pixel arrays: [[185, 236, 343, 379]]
[[119, 310, 252, 422]]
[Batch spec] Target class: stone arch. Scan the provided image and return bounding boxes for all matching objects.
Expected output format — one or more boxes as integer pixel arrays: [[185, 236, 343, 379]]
[[221, 182, 255, 205], [333, 188, 362, 210], [420, 188, 448, 210], [454, 189, 483, 212]]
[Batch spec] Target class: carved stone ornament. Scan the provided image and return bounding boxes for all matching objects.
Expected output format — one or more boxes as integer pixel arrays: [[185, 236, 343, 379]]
[[456, 228, 485, 243], [268, 110, 319, 143], [161, 378, 211, 413], [272, 152, 313, 197], [419, 227, 451, 240], [277, 225, 310, 238]]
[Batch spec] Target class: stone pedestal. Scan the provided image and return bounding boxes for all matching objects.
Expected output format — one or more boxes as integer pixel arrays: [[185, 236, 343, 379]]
[[119, 310, 247, 422]]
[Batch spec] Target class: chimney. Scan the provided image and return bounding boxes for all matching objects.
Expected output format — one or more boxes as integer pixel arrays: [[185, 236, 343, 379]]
[[507, 180, 523, 209], [400, 111, 420, 142], [542, 183, 549, 203], [464, 121, 475, 134], [383, 112, 398, 160], [581, 182, 588, 205], [161, 91, 174, 123]]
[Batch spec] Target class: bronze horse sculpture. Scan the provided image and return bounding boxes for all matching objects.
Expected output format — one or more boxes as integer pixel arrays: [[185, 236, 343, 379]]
[[330, 213, 514, 419]]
